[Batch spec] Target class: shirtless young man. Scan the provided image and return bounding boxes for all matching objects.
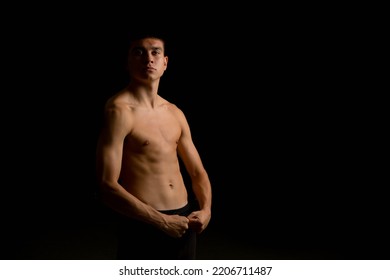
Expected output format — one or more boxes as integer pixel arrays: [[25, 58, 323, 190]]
[[96, 33, 212, 259]]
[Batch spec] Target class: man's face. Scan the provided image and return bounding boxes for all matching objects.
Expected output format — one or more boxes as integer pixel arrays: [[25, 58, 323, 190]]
[[128, 38, 168, 82]]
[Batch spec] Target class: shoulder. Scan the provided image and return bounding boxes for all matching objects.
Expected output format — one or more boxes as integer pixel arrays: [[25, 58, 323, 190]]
[[160, 99, 190, 129], [105, 90, 137, 112], [103, 92, 135, 125], [159, 96, 185, 118]]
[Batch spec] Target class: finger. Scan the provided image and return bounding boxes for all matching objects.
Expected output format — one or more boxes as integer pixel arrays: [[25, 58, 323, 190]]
[[187, 211, 199, 219]]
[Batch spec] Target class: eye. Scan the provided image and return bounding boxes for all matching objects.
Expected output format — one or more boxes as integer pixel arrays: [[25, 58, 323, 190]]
[[131, 48, 144, 56], [151, 47, 163, 56]]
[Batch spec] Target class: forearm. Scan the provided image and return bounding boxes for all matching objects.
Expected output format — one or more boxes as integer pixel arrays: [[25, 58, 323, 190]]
[[191, 172, 212, 213], [100, 183, 167, 228]]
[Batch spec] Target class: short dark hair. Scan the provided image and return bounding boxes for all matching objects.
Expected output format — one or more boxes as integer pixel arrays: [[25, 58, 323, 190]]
[[126, 30, 170, 55]]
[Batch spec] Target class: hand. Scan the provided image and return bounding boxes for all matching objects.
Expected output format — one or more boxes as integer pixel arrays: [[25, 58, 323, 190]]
[[160, 214, 190, 238], [187, 210, 211, 234]]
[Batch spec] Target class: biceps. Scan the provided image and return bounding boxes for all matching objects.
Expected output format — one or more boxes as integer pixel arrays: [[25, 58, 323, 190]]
[[178, 139, 204, 175], [97, 142, 123, 184]]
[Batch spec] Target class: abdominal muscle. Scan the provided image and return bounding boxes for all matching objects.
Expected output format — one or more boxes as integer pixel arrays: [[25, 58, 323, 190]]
[[119, 159, 189, 211]]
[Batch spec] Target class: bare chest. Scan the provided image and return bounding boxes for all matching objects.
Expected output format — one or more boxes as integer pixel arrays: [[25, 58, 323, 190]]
[[126, 110, 181, 151]]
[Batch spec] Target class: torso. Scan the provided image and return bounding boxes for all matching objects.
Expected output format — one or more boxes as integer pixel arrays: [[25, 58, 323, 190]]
[[112, 93, 188, 210]]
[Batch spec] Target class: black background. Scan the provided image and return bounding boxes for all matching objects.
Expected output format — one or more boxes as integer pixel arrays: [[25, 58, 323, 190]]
[[2, 4, 388, 260]]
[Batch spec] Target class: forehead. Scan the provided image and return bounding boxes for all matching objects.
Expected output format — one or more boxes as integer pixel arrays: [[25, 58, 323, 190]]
[[130, 38, 165, 51]]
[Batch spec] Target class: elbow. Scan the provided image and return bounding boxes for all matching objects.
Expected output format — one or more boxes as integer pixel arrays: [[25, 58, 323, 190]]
[[98, 180, 120, 201], [189, 166, 207, 178], [190, 168, 209, 182]]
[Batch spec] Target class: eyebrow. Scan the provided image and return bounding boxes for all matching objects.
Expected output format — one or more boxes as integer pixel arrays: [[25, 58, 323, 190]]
[[150, 47, 163, 52], [132, 46, 163, 51]]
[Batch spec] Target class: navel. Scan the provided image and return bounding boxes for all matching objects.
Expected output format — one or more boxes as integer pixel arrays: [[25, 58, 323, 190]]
[[169, 182, 174, 189]]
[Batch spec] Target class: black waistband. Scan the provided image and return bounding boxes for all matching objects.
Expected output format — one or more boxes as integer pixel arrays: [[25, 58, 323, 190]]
[[158, 203, 192, 216]]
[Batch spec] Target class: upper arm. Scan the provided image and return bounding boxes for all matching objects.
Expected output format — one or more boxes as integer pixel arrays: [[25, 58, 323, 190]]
[[175, 107, 205, 178], [96, 103, 132, 187]]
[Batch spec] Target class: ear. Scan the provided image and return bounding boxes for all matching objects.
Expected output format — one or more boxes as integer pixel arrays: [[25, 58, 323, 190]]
[[164, 56, 168, 69]]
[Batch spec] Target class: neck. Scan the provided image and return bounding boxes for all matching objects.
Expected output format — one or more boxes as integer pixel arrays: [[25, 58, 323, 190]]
[[127, 82, 160, 109]]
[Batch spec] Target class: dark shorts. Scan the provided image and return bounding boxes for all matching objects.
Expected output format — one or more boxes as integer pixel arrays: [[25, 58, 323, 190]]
[[116, 203, 197, 260]]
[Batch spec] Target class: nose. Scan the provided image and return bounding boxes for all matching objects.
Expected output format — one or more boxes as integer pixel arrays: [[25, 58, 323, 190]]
[[144, 52, 154, 63]]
